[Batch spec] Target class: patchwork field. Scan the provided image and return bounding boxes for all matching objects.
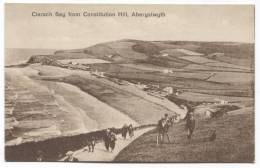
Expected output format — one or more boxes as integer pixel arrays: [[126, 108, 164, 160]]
[[179, 56, 217, 63], [58, 58, 111, 64], [206, 72, 253, 83]]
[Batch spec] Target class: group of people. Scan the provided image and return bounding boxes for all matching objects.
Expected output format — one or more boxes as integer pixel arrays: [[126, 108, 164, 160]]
[[103, 128, 117, 152], [157, 104, 196, 145], [103, 123, 135, 152], [121, 124, 134, 140], [61, 127, 120, 161]]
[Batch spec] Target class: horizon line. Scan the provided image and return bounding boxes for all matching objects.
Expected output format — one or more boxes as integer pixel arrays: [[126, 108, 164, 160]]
[[5, 39, 255, 50]]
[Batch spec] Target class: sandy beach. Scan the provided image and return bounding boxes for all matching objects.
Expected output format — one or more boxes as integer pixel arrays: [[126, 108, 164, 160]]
[[5, 66, 138, 143]]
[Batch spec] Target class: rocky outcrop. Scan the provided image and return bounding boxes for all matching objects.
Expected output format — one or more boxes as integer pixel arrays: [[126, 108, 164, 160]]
[[27, 55, 56, 64], [27, 55, 66, 67]]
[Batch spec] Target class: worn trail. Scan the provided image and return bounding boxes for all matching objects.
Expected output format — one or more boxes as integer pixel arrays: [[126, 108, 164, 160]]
[[70, 127, 155, 162]]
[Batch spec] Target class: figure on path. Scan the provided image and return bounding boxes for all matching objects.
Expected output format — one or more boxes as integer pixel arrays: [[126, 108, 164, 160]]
[[156, 114, 172, 145], [104, 129, 111, 151], [128, 124, 134, 138], [184, 110, 196, 139], [121, 124, 128, 140], [64, 151, 79, 162], [35, 150, 44, 161], [209, 130, 217, 141], [109, 131, 117, 152], [83, 136, 96, 152], [103, 129, 117, 152]]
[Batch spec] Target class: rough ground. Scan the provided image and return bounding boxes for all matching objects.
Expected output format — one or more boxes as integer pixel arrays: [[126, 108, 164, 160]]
[[115, 109, 254, 162]]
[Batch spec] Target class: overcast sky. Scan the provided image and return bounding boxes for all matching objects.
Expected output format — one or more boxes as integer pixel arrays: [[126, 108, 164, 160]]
[[5, 4, 254, 49]]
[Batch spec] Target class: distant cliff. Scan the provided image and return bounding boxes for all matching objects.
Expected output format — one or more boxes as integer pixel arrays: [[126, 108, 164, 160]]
[[27, 55, 59, 65]]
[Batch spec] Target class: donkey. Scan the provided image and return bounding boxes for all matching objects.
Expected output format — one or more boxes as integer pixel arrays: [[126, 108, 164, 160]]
[[156, 118, 172, 145]]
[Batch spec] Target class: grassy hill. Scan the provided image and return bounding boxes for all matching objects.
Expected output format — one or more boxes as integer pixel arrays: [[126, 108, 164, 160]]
[[52, 39, 254, 67], [25, 39, 254, 107], [114, 109, 254, 162], [46, 39, 253, 94]]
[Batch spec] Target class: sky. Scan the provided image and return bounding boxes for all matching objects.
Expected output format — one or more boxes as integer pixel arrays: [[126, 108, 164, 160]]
[[5, 4, 254, 49]]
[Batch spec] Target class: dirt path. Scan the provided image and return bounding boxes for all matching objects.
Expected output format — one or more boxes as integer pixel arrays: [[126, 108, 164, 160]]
[[70, 127, 155, 162]]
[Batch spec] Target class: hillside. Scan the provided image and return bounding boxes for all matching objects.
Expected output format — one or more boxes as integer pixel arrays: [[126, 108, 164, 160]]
[[29, 39, 253, 98], [115, 108, 254, 162], [52, 39, 254, 68]]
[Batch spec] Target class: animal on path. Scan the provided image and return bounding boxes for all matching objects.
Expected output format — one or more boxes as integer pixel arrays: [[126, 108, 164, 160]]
[[156, 114, 172, 145], [83, 136, 96, 152]]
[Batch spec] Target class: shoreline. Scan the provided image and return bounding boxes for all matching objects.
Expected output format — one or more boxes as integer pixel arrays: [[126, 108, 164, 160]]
[[5, 66, 139, 145]]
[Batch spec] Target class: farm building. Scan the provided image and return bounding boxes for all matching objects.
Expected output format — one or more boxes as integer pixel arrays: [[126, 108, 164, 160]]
[[205, 110, 213, 118], [161, 53, 169, 57], [162, 69, 173, 74], [136, 82, 148, 90], [91, 70, 105, 78], [214, 98, 229, 105], [175, 90, 181, 96], [162, 87, 174, 95], [220, 100, 229, 105], [68, 61, 79, 65], [106, 54, 114, 58]]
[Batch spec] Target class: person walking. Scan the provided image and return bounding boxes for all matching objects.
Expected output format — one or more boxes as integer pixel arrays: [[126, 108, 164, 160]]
[[35, 150, 44, 161], [128, 124, 134, 138], [121, 124, 128, 140], [103, 129, 111, 151], [163, 113, 170, 122], [64, 151, 79, 162], [109, 131, 117, 152], [184, 111, 196, 139]]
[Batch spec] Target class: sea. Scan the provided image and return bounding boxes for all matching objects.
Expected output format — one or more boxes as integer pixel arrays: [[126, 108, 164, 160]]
[[5, 48, 56, 66]]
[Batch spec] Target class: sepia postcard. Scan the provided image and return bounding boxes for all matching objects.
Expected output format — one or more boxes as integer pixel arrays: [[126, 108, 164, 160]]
[[4, 3, 255, 163]]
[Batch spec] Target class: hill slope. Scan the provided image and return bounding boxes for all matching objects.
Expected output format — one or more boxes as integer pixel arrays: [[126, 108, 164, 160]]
[[115, 109, 254, 162], [52, 39, 254, 68]]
